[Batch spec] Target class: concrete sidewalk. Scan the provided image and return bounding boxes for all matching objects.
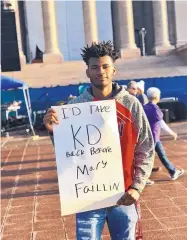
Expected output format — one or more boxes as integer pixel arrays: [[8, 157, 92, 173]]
[[1, 123, 187, 240]]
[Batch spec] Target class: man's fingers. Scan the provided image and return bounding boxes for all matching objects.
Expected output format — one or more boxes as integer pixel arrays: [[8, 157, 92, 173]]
[[46, 112, 58, 121], [51, 116, 59, 124], [123, 200, 135, 206], [117, 199, 135, 206], [47, 108, 56, 114], [117, 193, 136, 206], [43, 114, 58, 122], [117, 189, 140, 206], [117, 198, 134, 206], [43, 113, 59, 124], [43, 109, 59, 132], [117, 195, 126, 205]]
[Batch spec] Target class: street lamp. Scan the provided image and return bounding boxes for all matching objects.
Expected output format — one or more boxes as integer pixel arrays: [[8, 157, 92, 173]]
[[2, 1, 13, 11], [139, 28, 147, 56]]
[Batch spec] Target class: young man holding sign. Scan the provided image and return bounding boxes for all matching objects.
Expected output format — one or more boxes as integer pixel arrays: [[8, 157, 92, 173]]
[[43, 41, 154, 240]]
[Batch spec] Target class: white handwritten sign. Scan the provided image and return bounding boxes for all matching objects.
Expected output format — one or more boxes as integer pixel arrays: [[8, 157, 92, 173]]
[[53, 100, 125, 216]]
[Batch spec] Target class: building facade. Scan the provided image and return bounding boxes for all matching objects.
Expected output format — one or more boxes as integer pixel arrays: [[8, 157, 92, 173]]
[[2, 0, 187, 64]]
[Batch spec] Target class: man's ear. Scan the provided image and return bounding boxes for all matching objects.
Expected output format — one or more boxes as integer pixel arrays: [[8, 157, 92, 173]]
[[113, 67, 116, 75], [86, 69, 90, 78]]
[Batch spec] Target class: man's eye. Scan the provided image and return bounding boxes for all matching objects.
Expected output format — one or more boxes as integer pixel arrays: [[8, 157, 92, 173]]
[[91, 66, 97, 69], [103, 65, 109, 69]]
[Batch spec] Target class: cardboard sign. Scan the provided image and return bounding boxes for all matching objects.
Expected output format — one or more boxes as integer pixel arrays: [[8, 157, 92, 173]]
[[53, 100, 125, 216]]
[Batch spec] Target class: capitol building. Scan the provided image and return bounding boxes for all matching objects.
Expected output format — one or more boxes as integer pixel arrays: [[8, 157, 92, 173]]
[[2, 0, 187, 65]]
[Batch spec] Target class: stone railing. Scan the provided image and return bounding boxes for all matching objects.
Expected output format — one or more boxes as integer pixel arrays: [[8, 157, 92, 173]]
[[176, 43, 187, 65]]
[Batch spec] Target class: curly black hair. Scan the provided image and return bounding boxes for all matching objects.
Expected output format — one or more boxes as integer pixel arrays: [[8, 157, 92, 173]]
[[81, 41, 119, 65]]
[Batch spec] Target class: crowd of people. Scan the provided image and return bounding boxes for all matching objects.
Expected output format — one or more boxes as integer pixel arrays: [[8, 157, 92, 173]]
[[126, 80, 184, 185]]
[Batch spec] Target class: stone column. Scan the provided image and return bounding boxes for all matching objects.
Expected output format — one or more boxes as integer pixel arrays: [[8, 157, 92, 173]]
[[174, 1, 187, 47], [152, 0, 173, 54], [112, 0, 140, 59], [6, 0, 26, 64], [41, 0, 63, 63], [82, 0, 98, 45]]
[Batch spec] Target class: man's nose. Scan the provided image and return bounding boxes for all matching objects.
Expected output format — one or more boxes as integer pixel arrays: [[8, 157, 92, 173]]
[[97, 67, 105, 75]]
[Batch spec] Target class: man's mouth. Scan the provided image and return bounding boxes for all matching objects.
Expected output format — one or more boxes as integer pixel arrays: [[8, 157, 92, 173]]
[[97, 77, 107, 80]]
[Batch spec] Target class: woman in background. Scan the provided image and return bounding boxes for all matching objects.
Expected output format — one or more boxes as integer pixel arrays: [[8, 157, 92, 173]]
[[137, 80, 148, 106]]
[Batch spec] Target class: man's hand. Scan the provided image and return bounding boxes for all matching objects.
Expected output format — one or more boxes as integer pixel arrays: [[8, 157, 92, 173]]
[[172, 132, 177, 141], [43, 108, 59, 132], [117, 188, 140, 206]]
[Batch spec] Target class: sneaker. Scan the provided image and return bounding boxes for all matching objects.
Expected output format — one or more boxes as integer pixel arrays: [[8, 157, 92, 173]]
[[171, 169, 184, 180], [152, 167, 162, 172], [146, 179, 155, 185]]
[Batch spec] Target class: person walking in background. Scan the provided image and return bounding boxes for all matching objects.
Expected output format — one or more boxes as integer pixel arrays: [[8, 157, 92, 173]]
[[124, 80, 156, 185], [127, 81, 160, 184], [136, 80, 148, 106], [127, 81, 138, 96], [144, 87, 184, 182]]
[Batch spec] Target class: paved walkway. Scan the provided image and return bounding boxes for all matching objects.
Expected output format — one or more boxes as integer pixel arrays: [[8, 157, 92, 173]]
[[1, 122, 187, 240]]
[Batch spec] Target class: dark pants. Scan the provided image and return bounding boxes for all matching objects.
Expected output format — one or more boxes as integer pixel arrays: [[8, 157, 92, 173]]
[[155, 141, 176, 176]]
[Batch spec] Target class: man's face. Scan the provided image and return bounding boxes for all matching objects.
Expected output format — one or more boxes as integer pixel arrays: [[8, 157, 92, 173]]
[[128, 84, 137, 96], [86, 56, 116, 89]]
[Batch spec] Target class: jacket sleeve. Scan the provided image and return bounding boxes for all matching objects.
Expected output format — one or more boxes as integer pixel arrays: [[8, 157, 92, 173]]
[[131, 99, 155, 193]]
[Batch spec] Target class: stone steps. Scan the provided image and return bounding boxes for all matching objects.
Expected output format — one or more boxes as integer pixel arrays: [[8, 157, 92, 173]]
[[2, 55, 187, 88]]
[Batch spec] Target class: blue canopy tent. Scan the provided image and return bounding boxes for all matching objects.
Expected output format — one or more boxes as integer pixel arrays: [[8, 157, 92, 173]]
[[1, 75, 36, 137]]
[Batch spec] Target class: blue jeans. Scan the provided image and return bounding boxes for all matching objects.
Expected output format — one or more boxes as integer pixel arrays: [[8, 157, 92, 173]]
[[155, 141, 176, 176], [76, 204, 138, 240]]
